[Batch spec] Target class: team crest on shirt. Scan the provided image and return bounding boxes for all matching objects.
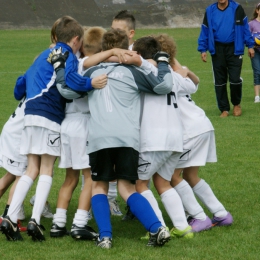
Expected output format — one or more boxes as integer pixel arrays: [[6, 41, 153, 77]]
[[138, 157, 151, 173], [47, 134, 60, 147]]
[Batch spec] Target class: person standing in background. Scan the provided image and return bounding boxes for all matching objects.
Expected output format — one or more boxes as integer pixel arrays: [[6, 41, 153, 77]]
[[198, 0, 255, 117], [249, 3, 260, 103]]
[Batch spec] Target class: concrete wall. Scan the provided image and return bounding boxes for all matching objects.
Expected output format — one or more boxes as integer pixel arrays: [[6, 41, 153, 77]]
[[0, 0, 257, 29]]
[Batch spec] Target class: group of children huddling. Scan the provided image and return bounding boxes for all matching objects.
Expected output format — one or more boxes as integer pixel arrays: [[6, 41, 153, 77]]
[[0, 11, 233, 249]]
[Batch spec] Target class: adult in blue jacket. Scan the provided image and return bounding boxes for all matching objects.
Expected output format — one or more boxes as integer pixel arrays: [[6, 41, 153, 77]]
[[198, 0, 255, 117]]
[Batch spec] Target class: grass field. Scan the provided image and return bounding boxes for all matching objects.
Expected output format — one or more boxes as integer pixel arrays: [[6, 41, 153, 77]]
[[0, 28, 260, 260]]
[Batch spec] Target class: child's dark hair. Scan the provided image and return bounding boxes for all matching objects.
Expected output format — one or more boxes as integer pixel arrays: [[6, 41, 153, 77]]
[[55, 16, 84, 43], [133, 36, 161, 59], [251, 3, 260, 20], [113, 10, 136, 30], [102, 28, 129, 51]]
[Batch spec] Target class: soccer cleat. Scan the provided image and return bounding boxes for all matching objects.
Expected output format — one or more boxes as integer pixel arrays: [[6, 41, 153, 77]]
[[170, 225, 194, 239], [212, 212, 233, 227], [140, 232, 149, 240], [17, 204, 26, 221], [1, 216, 23, 241], [109, 200, 123, 216], [96, 237, 112, 249], [50, 223, 68, 238], [17, 220, 27, 232], [147, 226, 171, 247], [71, 224, 99, 240], [188, 216, 212, 232], [27, 218, 45, 241], [255, 96, 260, 103], [122, 206, 136, 221], [141, 227, 169, 240], [30, 196, 53, 218]]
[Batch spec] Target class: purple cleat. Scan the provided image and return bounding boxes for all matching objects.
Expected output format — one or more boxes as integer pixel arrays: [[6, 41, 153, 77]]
[[188, 216, 212, 232], [212, 212, 233, 227]]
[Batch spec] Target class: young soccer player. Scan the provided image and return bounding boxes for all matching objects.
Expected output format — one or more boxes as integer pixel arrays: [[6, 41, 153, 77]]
[[50, 26, 107, 240], [170, 62, 233, 231], [85, 29, 174, 249], [111, 9, 138, 220], [153, 33, 233, 231], [1, 16, 107, 242], [111, 10, 135, 50], [133, 36, 194, 239]]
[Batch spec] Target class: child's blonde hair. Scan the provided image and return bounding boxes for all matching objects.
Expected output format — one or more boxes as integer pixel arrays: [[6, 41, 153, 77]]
[[153, 34, 177, 66], [82, 26, 107, 56]]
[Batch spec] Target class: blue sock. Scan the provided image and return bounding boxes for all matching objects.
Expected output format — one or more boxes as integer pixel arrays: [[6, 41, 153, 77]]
[[91, 194, 112, 239], [127, 192, 161, 233]]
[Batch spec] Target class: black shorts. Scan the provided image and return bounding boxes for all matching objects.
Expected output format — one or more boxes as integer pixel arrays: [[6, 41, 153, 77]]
[[89, 147, 139, 183]]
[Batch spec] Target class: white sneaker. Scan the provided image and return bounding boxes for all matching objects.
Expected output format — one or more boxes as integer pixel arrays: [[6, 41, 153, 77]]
[[109, 200, 123, 216], [254, 96, 260, 103], [30, 195, 53, 219], [17, 204, 26, 220]]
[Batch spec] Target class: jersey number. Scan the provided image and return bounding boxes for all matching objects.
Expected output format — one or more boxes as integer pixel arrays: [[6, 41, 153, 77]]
[[167, 91, 178, 108]]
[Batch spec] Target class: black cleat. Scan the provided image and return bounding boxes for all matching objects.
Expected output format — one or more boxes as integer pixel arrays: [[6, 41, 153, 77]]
[[1, 216, 23, 241], [147, 226, 171, 247], [50, 223, 68, 238], [121, 206, 136, 221], [27, 218, 45, 241], [71, 224, 98, 240]]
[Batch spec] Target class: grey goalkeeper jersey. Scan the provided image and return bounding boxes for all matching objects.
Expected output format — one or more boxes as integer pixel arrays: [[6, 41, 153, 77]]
[[82, 62, 172, 154]]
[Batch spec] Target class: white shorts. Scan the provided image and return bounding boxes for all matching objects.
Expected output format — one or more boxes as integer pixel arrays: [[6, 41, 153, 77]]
[[20, 126, 61, 156], [176, 131, 217, 168], [58, 114, 90, 169], [0, 100, 27, 163], [138, 151, 181, 181], [0, 155, 26, 176]]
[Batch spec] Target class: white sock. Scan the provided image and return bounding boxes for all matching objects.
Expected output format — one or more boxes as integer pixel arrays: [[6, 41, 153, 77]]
[[141, 190, 166, 227], [8, 175, 33, 223], [81, 174, 84, 191], [174, 180, 206, 220], [107, 182, 117, 202], [53, 208, 67, 228], [193, 179, 227, 218], [160, 188, 188, 231], [31, 175, 52, 225], [73, 209, 89, 227]]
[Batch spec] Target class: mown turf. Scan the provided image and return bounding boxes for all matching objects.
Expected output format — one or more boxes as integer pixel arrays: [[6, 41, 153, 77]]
[[0, 28, 259, 260]]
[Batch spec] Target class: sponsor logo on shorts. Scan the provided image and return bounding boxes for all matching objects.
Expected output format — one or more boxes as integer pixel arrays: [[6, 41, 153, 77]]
[[137, 157, 151, 173], [179, 149, 191, 161], [48, 134, 60, 147], [92, 172, 97, 176], [7, 159, 19, 167]]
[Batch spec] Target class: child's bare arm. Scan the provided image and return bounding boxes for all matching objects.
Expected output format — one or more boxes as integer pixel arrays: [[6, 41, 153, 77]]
[[172, 58, 200, 85], [83, 48, 136, 68]]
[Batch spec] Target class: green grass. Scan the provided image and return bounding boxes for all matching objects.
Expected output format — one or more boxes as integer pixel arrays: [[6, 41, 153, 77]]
[[0, 28, 259, 259]]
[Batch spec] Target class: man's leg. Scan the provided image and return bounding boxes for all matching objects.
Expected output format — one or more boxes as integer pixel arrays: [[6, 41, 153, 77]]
[[212, 44, 230, 114]]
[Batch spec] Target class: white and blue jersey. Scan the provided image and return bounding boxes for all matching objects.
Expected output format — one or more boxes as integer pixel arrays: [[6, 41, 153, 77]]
[[14, 42, 94, 126]]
